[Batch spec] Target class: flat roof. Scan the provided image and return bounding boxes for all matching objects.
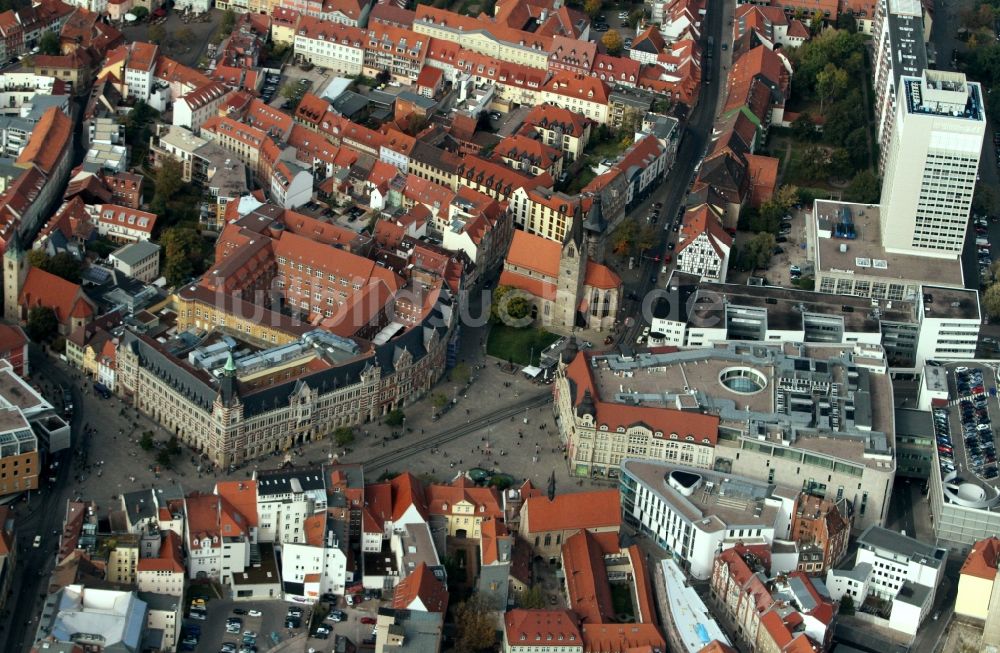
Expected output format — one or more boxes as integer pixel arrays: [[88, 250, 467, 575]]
[[112, 240, 161, 267], [921, 286, 980, 320], [690, 281, 917, 331], [886, 0, 926, 88], [858, 525, 945, 567], [661, 558, 730, 653], [623, 459, 782, 533], [813, 201, 964, 287], [589, 344, 894, 463], [232, 543, 281, 585]]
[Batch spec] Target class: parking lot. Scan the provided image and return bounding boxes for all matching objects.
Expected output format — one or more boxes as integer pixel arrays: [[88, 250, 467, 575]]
[[183, 597, 297, 652], [941, 366, 999, 482], [759, 208, 810, 286]]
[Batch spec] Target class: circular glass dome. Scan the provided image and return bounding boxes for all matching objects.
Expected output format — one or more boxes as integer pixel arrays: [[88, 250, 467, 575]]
[[719, 367, 768, 395]]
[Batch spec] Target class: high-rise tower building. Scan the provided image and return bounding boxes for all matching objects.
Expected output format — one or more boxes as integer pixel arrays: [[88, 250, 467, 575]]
[[880, 69, 986, 258]]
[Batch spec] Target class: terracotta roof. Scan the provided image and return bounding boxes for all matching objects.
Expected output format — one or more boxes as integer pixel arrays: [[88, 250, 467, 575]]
[[678, 204, 732, 258], [496, 134, 561, 171], [391, 471, 428, 521], [632, 25, 667, 54], [214, 480, 259, 527], [126, 41, 158, 72], [745, 154, 779, 207], [626, 545, 658, 625], [499, 269, 555, 301], [480, 517, 510, 565], [136, 530, 184, 574], [523, 489, 620, 535], [962, 536, 1000, 581], [392, 562, 448, 613], [16, 107, 71, 175], [584, 261, 621, 290], [185, 492, 250, 548], [522, 103, 590, 138], [19, 267, 93, 324], [504, 609, 582, 647], [0, 324, 26, 353], [295, 14, 364, 44], [425, 476, 503, 520], [698, 641, 739, 653], [369, 2, 416, 28], [505, 229, 561, 278], [580, 623, 666, 653], [543, 71, 609, 105], [98, 204, 157, 235], [590, 53, 639, 85], [562, 529, 615, 623], [416, 65, 443, 88]]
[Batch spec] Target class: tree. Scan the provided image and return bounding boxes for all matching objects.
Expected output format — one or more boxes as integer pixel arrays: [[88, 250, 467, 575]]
[[637, 224, 658, 253], [744, 232, 777, 270], [161, 227, 208, 286], [385, 409, 405, 427], [772, 185, 800, 212], [281, 83, 301, 100], [516, 586, 546, 609], [601, 29, 624, 55], [826, 148, 852, 180], [166, 436, 182, 455], [835, 12, 857, 33], [839, 594, 856, 615], [131, 6, 148, 20], [816, 63, 849, 114], [983, 283, 1000, 320], [152, 157, 185, 216], [38, 31, 60, 56], [430, 393, 450, 410], [628, 8, 645, 29], [844, 127, 870, 169], [454, 595, 498, 652], [140, 432, 155, 451], [27, 250, 82, 283], [148, 23, 166, 44], [220, 8, 236, 33], [611, 220, 638, 256], [791, 113, 817, 141], [334, 427, 354, 447], [844, 170, 881, 204], [506, 295, 531, 321], [973, 185, 996, 216], [583, 0, 602, 18], [26, 306, 57, 342], [156, 448, 173, 467]]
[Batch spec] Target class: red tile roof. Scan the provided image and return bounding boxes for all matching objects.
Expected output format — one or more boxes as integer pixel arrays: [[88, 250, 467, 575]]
[[391, 471, 428, 521], [522, 489, 620, 535], [19, 267, 93, 324], [480, 517, 510, 565], [136, 530, 184, 574], [745, 154, 779, 207], [562, 529, 614, 624], [584, 261, 621, 290], [962, 536, 1000, 581], [504, 609, 582, 648], [543, 71, 610, 105], [698, 642, 739, 653], [678, 204, 732, 258], [505, 229, 561, 278], [392, 562, 448, 613], [16, 107, 71, 175], [581, 623, 666, 653], [215, 480, 259, 527], [522, 104, 590, 138], [425, 475, 503, 520], [0, 324, 26, 353]]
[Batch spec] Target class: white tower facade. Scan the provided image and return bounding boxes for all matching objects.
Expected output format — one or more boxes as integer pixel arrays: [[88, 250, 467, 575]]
[[880, 70, 986, 259]]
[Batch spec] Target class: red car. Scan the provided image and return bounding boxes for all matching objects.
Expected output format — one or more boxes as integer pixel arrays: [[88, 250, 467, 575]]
[[360, 617, 377, 625]]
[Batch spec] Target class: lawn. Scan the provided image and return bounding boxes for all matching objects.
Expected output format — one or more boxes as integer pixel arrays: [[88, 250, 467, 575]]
[[486, 324, 559, 366], [610, 583, 635, 622]]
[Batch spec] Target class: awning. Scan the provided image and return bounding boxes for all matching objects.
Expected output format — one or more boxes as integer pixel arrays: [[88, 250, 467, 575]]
[[522, 365, 542, 378]]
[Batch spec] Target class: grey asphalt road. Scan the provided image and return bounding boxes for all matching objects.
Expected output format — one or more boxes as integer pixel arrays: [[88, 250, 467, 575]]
[[619, 0, 728, 344]]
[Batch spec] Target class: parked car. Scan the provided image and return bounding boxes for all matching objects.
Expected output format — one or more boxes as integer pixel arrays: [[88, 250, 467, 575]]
[[360, 617, 377, 625]]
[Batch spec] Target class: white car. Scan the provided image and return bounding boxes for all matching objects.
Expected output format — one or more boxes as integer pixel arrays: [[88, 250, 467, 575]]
[[248, 610, 262, 617]]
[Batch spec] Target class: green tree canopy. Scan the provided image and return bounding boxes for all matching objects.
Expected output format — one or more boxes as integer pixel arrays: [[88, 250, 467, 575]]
[[744, 232, 777, 270], [844, 170, 881, 204], [161, 227, 209, 286], [38, 31, 60, 56], [26, 305, 57, 342], [385, 409, 405, 426], [27, 250, 82, 283], [983, 283, 1000, 320]]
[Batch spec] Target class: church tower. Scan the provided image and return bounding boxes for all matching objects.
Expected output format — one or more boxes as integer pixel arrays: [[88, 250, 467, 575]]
[[3, 233, 26, 324], [582, 194, 607, 262], [555, 215, 587, 329]]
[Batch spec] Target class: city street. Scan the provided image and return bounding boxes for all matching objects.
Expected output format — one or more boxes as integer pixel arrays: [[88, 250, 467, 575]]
[[619, 0, 728, 343]]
